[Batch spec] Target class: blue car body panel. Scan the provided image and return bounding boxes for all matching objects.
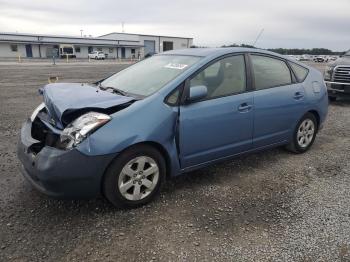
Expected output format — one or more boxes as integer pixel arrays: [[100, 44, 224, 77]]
[[179, 92, 254, 168], [17, 47, 328, 198], [252, 82, 307, 148]]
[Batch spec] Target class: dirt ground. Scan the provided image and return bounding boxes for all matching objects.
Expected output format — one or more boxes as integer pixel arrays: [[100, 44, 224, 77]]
[[0, 61, 349, 261]]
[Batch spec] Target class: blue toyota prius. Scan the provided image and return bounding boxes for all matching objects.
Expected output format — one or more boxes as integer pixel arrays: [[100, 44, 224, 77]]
[[17, 48, 328, 207]]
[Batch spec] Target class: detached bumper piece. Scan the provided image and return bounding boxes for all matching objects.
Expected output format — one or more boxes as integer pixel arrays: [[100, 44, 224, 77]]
[[17, 119, 115, 199]]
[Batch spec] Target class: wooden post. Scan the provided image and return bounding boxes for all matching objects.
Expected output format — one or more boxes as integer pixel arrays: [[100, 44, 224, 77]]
[[48, 76, 58, 84]]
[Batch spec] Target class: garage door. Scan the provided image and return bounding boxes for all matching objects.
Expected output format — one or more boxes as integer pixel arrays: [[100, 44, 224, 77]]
[[144, 40, 156, 55]]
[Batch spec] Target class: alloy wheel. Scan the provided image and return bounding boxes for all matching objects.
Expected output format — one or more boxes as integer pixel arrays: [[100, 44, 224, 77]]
[[117, 156, 159, 201], [297, 119, 315, 148]]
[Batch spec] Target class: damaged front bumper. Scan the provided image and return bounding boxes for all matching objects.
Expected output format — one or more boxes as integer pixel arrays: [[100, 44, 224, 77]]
[[17, 119, 116, 198]]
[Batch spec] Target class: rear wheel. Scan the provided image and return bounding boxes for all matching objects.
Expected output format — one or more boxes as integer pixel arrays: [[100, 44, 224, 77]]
[[286, 113, 318, 154], [103, 145, 165, 208]]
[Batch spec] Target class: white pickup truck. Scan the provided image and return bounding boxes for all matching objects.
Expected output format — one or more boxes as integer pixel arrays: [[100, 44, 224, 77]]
[[88, 51, 106, 60]]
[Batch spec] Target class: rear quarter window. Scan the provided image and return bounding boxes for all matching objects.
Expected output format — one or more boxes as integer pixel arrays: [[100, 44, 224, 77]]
[[289, 62, 309, 82]]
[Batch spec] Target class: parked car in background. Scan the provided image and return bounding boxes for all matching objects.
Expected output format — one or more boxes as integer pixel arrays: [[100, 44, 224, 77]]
[[286, 55, 300, 61], [299, 54, 311, 61], [324, 50, 350, 100], [329, 56, 338, 61], [88, 51, 106, 60], [313, 56, 326, 63], [17, 48, 328, 208]]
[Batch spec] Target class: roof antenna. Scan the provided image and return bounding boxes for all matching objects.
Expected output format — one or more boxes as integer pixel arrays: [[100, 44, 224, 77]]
[[252, 28, 264, 47]]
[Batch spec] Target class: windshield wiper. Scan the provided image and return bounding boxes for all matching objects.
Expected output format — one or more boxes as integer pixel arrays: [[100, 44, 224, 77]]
[[98, 83, 127, 96]]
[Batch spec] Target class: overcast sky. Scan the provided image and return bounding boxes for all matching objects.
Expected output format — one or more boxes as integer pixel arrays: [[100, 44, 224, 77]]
[[0, 0, 349, 51]]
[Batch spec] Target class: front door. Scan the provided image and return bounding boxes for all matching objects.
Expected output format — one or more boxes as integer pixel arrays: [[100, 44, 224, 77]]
[[121, 47, 126, 59], [25, 44, 33, 57], [250, 54, 306, 148], [179, 54, 254, 168]]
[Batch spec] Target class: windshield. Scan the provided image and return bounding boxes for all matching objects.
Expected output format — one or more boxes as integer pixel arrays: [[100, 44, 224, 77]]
[[101, 55, 201, 97]]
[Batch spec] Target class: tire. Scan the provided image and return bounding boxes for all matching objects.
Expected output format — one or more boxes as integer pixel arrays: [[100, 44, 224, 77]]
[[286, 113, 318, 154], [103, 145, 166, 208]]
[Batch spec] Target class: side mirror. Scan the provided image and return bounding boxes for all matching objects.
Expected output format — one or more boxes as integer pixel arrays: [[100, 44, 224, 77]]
[[187, 85, 208, 103]]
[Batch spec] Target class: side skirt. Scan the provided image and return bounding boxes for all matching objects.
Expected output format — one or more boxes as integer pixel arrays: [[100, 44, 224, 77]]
[[179, 140, 288, 175]]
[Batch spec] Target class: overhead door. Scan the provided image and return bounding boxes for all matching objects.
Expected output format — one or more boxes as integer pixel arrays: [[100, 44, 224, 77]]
[[144, 40, 156, 55]]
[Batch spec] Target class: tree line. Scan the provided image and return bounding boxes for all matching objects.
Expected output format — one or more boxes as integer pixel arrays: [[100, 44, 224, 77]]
[[190, 44, 345, 55]]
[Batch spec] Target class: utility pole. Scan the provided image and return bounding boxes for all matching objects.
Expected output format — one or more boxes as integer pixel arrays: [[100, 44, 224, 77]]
[[252, 28, 264, 47], [80, 29, 83, 37]]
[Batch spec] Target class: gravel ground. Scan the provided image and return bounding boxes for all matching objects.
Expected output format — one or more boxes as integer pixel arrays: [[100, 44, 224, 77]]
[[0, 61, 349, 261]]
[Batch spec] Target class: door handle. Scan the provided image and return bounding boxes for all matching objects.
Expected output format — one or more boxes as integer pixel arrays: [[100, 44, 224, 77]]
[[238, 103, 253, 112], [294, 92, 304, 100]]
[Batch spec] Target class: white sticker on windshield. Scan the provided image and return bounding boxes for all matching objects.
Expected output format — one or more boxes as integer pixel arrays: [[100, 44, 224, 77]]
[[164, 63, 188, 70]]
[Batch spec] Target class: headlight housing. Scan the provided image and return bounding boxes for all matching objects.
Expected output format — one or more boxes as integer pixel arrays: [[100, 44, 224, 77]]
[[60, 112, 111, 149], [324, 65, 334, 80]]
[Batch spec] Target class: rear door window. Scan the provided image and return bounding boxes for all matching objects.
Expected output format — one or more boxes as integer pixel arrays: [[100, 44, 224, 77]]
[[251, 55, 292, 90]]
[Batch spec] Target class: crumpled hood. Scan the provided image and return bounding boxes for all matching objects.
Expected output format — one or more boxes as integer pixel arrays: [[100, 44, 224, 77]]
[[41, 83, 134, 128]]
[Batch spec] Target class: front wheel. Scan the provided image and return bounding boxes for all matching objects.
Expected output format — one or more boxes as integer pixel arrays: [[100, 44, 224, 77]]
[[103, 145, 165, 208], [286, 113, 318, 154]]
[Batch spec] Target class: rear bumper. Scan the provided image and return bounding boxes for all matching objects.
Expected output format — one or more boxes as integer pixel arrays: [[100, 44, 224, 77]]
[[17, 119, 116, 199]]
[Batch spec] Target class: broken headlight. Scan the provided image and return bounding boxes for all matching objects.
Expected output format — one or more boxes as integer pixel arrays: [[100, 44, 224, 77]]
[[60, 112, 111, 149]]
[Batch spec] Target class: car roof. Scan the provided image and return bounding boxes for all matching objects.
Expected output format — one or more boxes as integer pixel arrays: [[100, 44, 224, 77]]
[[160, 47, 313, 69], [161, 47, 288, 59]]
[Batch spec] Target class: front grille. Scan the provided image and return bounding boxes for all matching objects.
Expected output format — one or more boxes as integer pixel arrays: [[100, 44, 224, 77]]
[[333, 66, 350, 83]]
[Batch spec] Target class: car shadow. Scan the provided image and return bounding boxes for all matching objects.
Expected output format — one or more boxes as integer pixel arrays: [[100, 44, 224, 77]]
[[329, 97, 350, 106], [163, 146, 289, 194], [1, 145, 301, 261], [10, 145, 290, 216]]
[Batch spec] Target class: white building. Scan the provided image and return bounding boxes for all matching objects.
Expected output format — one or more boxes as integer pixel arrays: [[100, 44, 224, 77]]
[[99, 32, 193, 57], [0, 32, 193, 59]]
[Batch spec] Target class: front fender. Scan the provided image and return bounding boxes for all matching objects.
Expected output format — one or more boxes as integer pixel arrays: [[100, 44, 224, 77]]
[[76, 95, 181, 176]]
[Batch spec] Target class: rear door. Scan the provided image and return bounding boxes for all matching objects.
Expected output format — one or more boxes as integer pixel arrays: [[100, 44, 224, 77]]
[[179, 54, 254, 168], [250, 54, 306, 148]]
